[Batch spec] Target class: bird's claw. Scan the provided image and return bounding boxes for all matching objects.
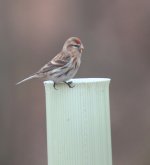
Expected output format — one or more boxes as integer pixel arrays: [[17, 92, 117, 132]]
[[53, 82, 58, 90], [64, 81, 75, 88], [53, 81, 75, 89]]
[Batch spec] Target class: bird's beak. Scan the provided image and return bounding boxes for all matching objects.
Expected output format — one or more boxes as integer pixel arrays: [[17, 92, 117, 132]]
[[80, 44, 84, 52]]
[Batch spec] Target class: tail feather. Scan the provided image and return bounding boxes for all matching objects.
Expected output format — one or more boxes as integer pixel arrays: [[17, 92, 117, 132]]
[[16, 74, 37, 85]]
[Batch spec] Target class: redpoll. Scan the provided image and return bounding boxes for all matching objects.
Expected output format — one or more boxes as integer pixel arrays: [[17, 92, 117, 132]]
[[16, 37, 84, 89]]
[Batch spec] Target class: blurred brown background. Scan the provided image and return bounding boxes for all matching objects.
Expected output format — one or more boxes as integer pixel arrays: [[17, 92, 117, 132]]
[[0, 0, 150, 165]]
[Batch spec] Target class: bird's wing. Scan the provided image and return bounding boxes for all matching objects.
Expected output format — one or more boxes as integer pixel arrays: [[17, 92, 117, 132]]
[[36, 53, 71, 74]]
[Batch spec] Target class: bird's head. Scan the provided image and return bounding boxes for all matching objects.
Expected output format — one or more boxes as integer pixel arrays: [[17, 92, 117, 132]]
[[63, 37, 84, 54]]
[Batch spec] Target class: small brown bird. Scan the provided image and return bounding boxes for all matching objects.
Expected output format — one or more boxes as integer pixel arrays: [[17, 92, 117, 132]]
[[16, 37, 84, 89]]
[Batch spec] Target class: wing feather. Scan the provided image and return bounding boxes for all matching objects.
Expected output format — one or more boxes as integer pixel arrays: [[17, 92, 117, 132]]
[[36, 53, 71, 74]]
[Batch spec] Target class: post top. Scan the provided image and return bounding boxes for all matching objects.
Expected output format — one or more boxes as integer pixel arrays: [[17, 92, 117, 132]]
[[44, 78, 111, 85]]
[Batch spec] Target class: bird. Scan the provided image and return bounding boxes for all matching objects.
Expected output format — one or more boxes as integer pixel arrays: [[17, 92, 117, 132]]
[[16, 37, 84, 89]]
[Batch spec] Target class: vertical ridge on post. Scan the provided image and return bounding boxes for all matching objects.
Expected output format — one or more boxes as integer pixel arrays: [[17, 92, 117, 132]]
[[44, 78, 112, 165]]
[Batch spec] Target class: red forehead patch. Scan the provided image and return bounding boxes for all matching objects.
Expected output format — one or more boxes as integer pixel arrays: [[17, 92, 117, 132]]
[[74, 38, 81, 44]]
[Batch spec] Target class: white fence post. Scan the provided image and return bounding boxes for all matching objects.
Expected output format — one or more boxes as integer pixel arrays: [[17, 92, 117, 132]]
[[44, 78, 112, 165]]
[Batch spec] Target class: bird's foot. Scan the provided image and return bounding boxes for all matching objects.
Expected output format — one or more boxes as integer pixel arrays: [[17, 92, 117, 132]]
[[53, 82, 58, 90], [64, 81, 75, 88]]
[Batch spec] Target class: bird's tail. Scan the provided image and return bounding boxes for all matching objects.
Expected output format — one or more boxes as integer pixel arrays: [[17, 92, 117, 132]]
[[16, 74, 37, 85]]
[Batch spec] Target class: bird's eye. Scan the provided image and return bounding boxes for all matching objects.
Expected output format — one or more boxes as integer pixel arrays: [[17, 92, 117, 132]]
[[71, 44, 80, 48]]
